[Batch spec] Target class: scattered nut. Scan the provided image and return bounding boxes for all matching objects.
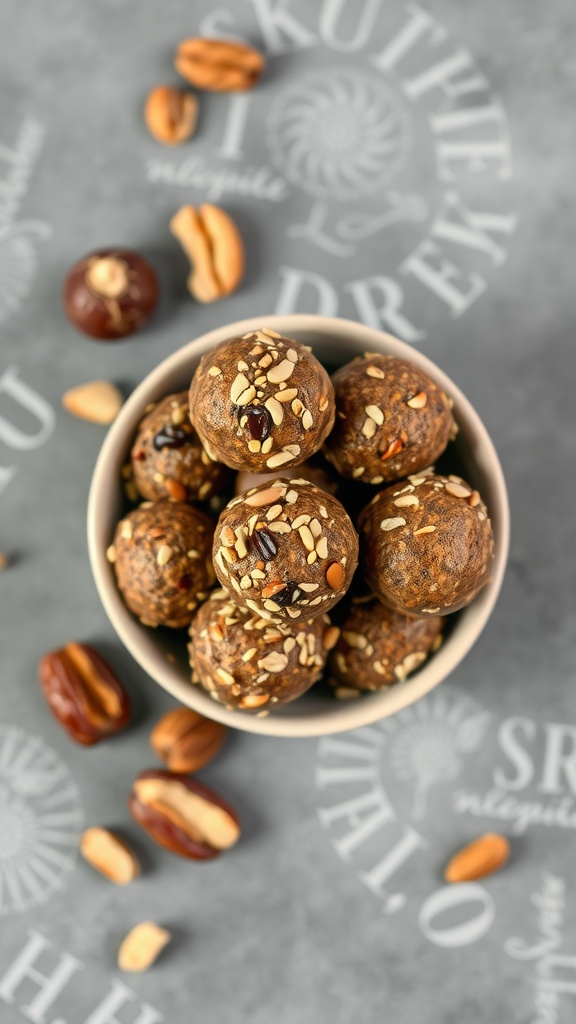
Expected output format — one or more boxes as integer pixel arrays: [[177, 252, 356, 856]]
[[62, 380, 123, 425], [144, 85, 198, 145], [129, 770, 240, 859], [444, 833, 510, 883], [174, 38, 265, 92], [80, 827, 140, 884], [38, 643, 131, 745], [170, 203, 244, 303], [0, 552, 8, 571], [150, 708, 226, 773], [118, 922, 171, 973], [63, 249, 159, 341]]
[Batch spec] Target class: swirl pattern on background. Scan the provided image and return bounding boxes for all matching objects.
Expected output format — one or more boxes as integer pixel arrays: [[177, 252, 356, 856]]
[[0, 725, 84, 914], [267, 68, 411, 201]]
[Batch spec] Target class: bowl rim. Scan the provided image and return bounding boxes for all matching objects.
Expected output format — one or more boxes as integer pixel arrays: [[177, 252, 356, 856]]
[[87, 314, 510, 738]]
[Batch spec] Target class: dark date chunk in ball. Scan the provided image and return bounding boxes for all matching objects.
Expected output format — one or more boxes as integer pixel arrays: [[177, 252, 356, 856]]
[[129, 392, 231, 503], [324, 353, 456, 484], [189, 590, 337, 713], [63, 249, 159, 340], [359, 472, 494, 616], [329, 596, 445, 697], [212, 478, 358, 624], [108, 500, 215, 629], [188, 328, 335, 472]]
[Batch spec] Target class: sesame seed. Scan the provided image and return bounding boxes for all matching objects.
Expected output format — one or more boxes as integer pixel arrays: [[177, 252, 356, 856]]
[[352, 467, 365, 478], [208, 366, 222, 377], [394, 495, 420, 507], [366, 365, 385, 379], [365, 405, 384, 425], [380, 518, 406, 531], [361, 418, 377, 439], [157, 545, 173, 566], [414, 525, 436, 535]]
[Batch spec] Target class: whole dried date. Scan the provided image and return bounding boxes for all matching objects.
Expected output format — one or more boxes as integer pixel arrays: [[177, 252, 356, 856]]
[[38, 643, 131, 745], [63, 248, 159, 340], [129, 769, 240, 859], [150, 707, 226, 772]]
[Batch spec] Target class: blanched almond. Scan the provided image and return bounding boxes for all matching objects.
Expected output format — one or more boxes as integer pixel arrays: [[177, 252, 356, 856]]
[[80, 827, 140, 884], [62, 381, 123, 424], [118, 922, 171, 973]]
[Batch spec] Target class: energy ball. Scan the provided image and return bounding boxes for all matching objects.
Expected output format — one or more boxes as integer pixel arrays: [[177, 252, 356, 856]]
[[234, 460, 337, 497], [189, 328, 335, 472], [212, 478, 358, 624], [108, 500, 215, 628], [359, 472, 494, 616], [130, 392, 230, 503], [189, 590, 339, 713], [324, 354, 455, 484], [329, 596, 445, 696]]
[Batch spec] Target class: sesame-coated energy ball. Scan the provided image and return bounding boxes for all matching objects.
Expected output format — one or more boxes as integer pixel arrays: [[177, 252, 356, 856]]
[[329, 596, 445, 696], [109, 501, 215, 628], [189, 590, 339, 713], [358, 472, 494, 616], [130, 392, 230, 503], [212, 478, 359, 624], [189, 328, 335, 472], [324, 354, 456, 484]]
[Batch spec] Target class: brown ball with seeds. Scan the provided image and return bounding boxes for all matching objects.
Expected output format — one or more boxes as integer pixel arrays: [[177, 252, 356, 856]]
[[189, 328, 335, 472], [329, 595, 445, 697], [212, 478, 358, 624], [130, 392, 230, 503], [359, 472, 494, 616], [109, 501, 215, 628], [189, 590, 338, 712], [324, 354, 456, 484]]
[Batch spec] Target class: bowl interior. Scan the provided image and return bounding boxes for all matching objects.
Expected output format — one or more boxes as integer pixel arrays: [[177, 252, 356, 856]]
[[88, 315, 509, 737]]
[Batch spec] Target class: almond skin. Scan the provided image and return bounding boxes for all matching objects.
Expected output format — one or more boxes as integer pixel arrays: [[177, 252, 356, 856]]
[[444, 833, 510, 883], [62, 380, 123, 424]]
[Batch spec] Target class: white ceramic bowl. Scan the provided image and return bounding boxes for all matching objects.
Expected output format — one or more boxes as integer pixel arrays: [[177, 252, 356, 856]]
[[88, 315, 509, 738]]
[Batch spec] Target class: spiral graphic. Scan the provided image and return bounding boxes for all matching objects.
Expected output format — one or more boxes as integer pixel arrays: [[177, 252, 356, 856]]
[[0, 725, 84, 914], [267, 68, 411, 201]]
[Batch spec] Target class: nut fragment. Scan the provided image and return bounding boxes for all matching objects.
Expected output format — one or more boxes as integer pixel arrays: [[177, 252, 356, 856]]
[[144, 85, 199, 145], [80, 827, 140, 884], [175, 38, 265, 92], [170, 203, 244, 303], [150, 708, 226, 772], [444, 833, 510, 883], [38, 643, 131, 745], [62, 380, 123, 425], [129, 770, 240, 859], [118, 922, 171, 973]]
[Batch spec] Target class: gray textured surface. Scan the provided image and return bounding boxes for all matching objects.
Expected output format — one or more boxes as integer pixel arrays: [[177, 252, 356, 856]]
[[1, 1, 576, 1022]]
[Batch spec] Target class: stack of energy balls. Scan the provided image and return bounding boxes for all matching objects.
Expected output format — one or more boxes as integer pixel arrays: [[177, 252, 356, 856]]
[[108, 328, 494, 715]]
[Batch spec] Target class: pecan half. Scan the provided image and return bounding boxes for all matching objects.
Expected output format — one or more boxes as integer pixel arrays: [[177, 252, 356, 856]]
[[129, 770, 240, 860], [174, 38, 265, 92], [38, 643, 131, 745], [150, 708, 226, 773]]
